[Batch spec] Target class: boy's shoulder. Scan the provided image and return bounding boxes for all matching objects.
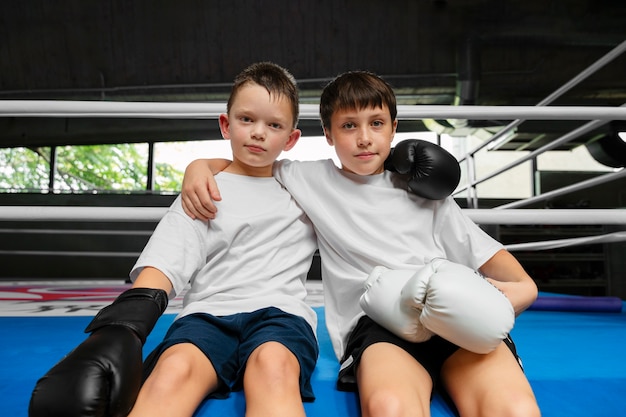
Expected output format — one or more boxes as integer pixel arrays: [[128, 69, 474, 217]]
[[275, 158, 335, 170]]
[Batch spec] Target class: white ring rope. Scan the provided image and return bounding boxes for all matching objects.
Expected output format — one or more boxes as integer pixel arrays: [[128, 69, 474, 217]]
[[504, 231, 626, 252], [1, 206, 625, 225], [2, 100, 626, 120], [1, 100, 625, 255], [1, 207, 624, 255], [4, 235, 625, 257], [0, 206, 167, 222], [462, 209, 626, 225]]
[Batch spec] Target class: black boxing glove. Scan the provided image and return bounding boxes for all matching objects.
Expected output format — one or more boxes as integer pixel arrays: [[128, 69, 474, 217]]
[[385, 139, 461, 200], [29, 287, 168, 417]]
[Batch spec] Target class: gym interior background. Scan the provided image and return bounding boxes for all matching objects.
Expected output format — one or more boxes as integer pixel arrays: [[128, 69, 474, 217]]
[[1, 0, 625, 298]]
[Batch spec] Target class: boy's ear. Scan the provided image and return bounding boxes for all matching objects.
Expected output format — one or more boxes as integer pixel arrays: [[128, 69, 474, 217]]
[[218, 114, 230, 139], [283, 128, 302, 151], [389, 119, 398, 143], [324, 128, 334, 146]]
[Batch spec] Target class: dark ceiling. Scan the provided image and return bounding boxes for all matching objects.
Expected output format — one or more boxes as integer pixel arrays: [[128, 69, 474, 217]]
[[1, 0, 625, 157]]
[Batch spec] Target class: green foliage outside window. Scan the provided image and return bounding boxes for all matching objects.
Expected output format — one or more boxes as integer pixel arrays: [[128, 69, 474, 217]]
[[0, 144, 183, 193], [0, 147, 50, 191]]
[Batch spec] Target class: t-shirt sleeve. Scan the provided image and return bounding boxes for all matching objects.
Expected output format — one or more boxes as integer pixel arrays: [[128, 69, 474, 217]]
[[129, 196, 207, 297], [273, 159, 334, 190], [272, 159, 293, 186], [435, 198, 504, 270]]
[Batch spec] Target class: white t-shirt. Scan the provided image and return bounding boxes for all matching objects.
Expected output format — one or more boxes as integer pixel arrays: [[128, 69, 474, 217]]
[[130, 171, 318, 332], [274, 159, 504, 360]]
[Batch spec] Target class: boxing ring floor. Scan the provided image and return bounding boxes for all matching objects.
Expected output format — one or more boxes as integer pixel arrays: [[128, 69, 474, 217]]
[[0, 280, 624, 417]]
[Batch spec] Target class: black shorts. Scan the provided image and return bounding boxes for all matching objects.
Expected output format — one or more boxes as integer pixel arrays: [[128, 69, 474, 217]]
[[337, 315, 521, 393]]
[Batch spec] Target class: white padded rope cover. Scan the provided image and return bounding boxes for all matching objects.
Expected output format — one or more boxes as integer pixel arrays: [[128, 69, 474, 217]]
[[1, 100, 625, 253], [1, 206, 625, 225], [1, 207, 625, 252], [1, 100, 626, 120], [505, 231, 626, 252]]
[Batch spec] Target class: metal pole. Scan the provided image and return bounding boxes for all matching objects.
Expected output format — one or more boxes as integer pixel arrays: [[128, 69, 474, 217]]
[[495, 169, 626, 209], [484, 39, 626, 152]]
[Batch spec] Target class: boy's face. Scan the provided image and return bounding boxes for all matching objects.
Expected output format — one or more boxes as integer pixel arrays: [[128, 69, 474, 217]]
[[324, 105, 397, 176], [219, 83, 300, 176]]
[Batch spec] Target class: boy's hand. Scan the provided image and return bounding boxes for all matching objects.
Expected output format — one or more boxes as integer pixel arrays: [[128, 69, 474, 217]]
[[181, 159, 227, 220]]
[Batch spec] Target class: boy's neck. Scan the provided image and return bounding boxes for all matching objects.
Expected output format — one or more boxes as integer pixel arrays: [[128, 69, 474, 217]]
[[338, 164, 386, 176], [223, 161, 273, 177]]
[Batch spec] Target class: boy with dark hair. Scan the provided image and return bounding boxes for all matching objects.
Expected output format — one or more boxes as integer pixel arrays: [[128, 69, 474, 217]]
[[182, 70, 541, 417]]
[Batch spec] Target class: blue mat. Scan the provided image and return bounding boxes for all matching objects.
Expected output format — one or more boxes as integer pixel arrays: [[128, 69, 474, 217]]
[[2, 304, 625, 416]]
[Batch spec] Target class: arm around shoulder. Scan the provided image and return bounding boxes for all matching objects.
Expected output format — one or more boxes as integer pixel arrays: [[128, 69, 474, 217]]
[[181, 158, 231, 220]]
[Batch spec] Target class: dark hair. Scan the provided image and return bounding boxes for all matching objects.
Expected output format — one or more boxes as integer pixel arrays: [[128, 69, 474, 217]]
[[319, 71, 397, 130], [227, 62, 300, 128]]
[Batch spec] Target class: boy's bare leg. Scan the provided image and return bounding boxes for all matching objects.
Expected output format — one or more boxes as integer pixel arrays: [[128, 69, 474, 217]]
[[442, 342, 541, 417], [243, 341, 306, 417], [128, 343, 218, 417], [357, 342, 432, 417]]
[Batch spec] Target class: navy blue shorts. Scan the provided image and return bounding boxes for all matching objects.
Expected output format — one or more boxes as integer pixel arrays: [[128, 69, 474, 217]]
[[337, 315, 522, 394], [143, 307, 319, 401]]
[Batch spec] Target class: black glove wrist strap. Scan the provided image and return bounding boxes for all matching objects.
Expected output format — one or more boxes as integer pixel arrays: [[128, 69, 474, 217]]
[[84, 287, 168, 344]]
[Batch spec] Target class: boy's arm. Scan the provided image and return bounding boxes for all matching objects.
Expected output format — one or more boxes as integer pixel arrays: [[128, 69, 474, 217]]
[[132, 266, 174, 294], [479, 249, 539, 316], [181, 158, 230, 220], [181, 139, 461, 220]]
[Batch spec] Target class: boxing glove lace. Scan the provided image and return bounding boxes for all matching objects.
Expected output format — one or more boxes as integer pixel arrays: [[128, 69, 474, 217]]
[[29, 287, 168, 417]]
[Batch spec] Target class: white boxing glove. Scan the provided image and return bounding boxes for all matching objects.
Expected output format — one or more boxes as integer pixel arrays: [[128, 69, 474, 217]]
[[359, 266, 435, 343], [403, 258, 515, 354], [360, 259, 515, 354]]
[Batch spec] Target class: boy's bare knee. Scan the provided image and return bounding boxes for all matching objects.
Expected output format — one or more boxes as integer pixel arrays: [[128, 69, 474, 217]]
[[499, 394, 541, 417], [361, 389, 405, 417], [147, 360, 190, 395], [246, 342, 300, 386], [145, 345, 205, 395], [464, 391, 541, 417]]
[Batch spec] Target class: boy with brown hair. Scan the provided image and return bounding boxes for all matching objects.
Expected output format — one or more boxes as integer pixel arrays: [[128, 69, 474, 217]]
[[30, 62, 319, 417]]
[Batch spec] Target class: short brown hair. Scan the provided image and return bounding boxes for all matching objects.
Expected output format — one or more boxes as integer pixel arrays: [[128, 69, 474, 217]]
[[319, 71, 397, 130], [227, 62, 300, 128]]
